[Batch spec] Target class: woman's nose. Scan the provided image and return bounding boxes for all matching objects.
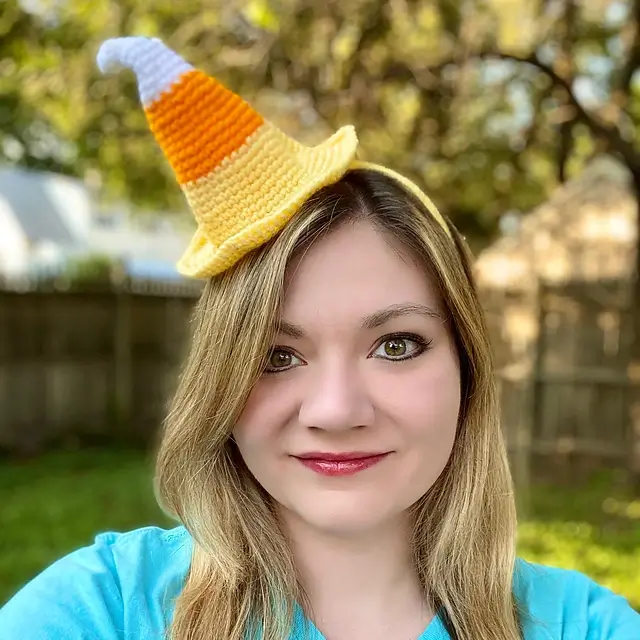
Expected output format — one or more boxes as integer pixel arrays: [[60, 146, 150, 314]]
[[297, 360, 375, 431]]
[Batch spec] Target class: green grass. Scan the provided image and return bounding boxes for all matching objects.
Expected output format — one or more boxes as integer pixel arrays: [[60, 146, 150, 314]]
[[518, 473, 640, 608], [0, 449, 172, 605], [1, 450, 639, 608]]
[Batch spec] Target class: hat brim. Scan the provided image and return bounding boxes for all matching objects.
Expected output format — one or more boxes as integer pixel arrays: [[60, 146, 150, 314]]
[[176, 125, 358, 279]]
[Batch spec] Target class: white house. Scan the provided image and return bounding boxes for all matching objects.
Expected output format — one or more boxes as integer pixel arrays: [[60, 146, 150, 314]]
[[0, 167, 90, 276], [88, 209, 194, 281], [0, 166, 193, 281]]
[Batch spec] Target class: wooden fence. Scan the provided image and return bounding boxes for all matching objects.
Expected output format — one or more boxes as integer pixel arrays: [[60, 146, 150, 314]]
[[0, 279, 200, 453], [1, 276, 638, 488], [482, 278, 638, 488]]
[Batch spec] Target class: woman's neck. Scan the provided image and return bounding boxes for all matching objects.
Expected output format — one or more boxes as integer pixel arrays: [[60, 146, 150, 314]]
[[280, 510, 433, 640]]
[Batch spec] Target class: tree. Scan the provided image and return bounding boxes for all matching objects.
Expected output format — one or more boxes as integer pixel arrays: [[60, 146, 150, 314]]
[[2, 0, 637, 268], [1, 0, 563, 245], [2, 0, 638, 284], [0, 0, 72, 175], [209, 0, 640, 248]]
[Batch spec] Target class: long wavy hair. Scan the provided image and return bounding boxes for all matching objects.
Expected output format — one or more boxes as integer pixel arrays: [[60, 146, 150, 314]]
[[155, 169, 522, 640]]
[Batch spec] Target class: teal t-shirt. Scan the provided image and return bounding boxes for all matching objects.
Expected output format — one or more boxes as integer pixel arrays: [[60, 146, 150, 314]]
[[0, 526, 638, 639]]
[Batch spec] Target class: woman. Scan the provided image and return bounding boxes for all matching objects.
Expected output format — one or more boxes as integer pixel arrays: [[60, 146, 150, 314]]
[[0, 37, 637, 640]]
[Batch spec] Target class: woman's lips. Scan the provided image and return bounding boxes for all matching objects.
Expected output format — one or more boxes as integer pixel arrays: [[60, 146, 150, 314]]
[[294, 452, 390, 476]]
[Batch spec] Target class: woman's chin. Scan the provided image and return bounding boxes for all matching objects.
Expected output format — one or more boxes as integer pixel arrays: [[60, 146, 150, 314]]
[[281, 496, 405, 538]]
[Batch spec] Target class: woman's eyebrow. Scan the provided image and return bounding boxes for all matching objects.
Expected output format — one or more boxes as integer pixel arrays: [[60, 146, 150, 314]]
[[277, 320, 307, 339], [361, 303, 441, 329], [277, 303, 441, 339]]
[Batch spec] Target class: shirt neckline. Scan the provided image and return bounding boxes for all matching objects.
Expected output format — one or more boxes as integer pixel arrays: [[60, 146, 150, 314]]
[[292, 604, 450, 639]]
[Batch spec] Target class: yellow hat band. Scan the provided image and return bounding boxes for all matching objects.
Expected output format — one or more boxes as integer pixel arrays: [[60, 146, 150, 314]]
[[351, 162, 451, 238]]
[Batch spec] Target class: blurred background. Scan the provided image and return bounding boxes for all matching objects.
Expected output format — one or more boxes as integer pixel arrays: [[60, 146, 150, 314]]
[[1, 0, 639, 610]]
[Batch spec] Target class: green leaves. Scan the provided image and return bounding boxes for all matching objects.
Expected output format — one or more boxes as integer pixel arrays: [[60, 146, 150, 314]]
[[1, 0, 637, 241], [242, 0, 280, 32]]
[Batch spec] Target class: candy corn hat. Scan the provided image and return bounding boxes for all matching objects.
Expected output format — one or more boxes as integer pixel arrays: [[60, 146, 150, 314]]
[[97, 37, 451, 278]]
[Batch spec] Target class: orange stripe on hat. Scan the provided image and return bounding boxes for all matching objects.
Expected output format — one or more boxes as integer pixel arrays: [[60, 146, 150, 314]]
[[145, 70, 264, 184]]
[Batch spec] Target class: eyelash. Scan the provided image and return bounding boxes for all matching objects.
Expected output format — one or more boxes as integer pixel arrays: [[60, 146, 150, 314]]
[[263, 332, 432, 374]]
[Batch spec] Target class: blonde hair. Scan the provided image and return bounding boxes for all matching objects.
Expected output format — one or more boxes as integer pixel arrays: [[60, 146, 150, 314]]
[[155, 169, 522, 640]]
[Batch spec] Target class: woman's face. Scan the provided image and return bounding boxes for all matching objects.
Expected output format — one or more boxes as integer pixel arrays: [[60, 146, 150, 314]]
[[233, 220, 461, 536]]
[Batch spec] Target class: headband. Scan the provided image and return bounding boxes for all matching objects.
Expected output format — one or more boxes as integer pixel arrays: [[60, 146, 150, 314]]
[[97, 37, 451, 279]]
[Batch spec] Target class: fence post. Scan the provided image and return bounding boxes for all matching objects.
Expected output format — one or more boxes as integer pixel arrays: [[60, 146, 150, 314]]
[[531, 281, 548, 448], [37, 290, 47, 435], [113, 284, 132, 435], [514, 282, 546, 518]]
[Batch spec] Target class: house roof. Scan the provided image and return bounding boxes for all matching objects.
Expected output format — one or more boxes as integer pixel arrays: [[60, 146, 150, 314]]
[[475, 156, 636, 290], [0, 167, 81, 246]]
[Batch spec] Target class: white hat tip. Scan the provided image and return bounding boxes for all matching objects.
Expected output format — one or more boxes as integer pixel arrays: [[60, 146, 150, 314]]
[[96, 36, 152, 74], [97, 38, 125, 74], [96, 36, 195, 105]]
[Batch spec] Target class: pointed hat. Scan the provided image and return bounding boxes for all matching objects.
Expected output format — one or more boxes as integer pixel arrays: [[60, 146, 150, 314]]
[[97, 37, 359, 278]]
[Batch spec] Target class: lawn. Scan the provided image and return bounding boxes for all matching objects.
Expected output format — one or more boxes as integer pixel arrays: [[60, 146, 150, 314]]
[[1, 449, 639, 609]]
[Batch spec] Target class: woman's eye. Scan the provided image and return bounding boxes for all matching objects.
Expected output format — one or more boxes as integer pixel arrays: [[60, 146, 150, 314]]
[[371, 336, 426, 361], [264, 349, 303, 373]]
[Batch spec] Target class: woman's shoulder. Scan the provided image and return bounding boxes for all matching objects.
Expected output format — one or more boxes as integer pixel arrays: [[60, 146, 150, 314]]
[[0, 525, 191, 640], [514, 557, 640, 639]]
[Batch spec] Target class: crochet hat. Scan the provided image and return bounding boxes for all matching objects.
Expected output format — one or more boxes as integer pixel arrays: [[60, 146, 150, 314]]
[[97, 37, 450, 278]]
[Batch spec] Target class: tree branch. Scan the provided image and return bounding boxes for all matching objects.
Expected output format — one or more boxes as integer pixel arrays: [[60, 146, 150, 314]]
[[380, 44, 639, 173], [617, 0, 640, 95], [555, 0, 578, 184], [478, 50, 639, 172]]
